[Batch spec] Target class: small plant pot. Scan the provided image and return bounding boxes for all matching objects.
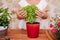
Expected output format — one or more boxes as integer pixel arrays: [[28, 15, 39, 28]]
[[26, 22, 40, 38], [0, 26, 7, 38]]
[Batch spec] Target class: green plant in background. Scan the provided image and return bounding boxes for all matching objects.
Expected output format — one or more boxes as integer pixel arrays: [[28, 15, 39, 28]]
[[0, 8, 11, 28], [22, 5, 38, 23]]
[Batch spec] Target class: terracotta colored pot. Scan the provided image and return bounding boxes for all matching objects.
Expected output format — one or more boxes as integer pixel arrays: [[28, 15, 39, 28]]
[[26, 22, 40, 38]]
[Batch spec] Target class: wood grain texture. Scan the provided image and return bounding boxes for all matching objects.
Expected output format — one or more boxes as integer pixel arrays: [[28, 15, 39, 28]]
[[0, 29, 56, 40]]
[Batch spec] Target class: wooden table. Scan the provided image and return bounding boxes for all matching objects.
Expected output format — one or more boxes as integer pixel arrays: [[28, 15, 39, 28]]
[[0, 29, 56, 40]]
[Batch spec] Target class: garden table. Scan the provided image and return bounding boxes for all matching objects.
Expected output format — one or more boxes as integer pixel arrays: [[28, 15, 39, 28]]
[[0, 29, 57, 40]]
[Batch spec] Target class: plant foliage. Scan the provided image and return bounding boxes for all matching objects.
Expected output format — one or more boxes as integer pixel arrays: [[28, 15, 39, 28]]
[[0, 8, 11, 28], [22, 5, 38, 23]]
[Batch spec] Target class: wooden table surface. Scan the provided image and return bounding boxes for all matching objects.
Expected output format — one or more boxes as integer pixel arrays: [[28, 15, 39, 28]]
[[0, 29, 56, 40]]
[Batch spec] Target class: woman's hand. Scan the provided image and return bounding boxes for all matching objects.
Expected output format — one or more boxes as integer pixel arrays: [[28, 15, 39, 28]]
[[12, 10, 27, 19], [35, 10, 48, 19], [16, 11, 27, 19]]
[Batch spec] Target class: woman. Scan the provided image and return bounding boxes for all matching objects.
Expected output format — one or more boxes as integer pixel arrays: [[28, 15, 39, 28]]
[[15, 0, 49, 29]]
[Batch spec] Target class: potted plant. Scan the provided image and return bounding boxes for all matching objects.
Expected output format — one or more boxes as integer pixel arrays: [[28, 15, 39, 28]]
[[49, 14, 60, 40], [22, 5, 40, 38], [0, 6, 11, 37]]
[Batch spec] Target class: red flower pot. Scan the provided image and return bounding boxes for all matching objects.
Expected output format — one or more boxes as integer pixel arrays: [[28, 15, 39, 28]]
[[26, 22, 40, 38]]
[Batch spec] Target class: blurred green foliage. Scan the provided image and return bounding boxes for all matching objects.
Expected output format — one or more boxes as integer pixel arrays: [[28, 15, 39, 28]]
[[0, 8, 11, 28], [22, 5, 38, 23]]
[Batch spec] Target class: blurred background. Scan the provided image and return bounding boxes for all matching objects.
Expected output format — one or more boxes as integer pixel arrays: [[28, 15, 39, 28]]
[[0, 0, 60, 29]]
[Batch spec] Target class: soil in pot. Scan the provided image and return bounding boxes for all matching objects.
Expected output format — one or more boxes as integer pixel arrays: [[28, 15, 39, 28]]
[[26, 22, 40, 38]]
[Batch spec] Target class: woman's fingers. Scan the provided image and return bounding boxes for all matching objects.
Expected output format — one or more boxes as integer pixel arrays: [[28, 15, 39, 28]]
[[21, 11, 27, 17], [35, 10, 48, 19], [19, 11, 26, 16], [23, 12, 27, 17], [35, 10, 44, 17], [35, 10, 41, 16], [22, 11, 27, 16], [17, 11, 24, 15], [16, 11, 27, 19]]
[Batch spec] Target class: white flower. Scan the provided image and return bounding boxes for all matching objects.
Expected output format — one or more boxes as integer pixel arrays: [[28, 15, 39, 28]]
[[0, 13, 3, 16], [2, 4, 8, 9], [7, 16, 10, 20], [57, 16, 60, 19]]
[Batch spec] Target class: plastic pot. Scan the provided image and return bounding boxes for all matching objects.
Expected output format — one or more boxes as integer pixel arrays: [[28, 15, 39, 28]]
[[26, 22, 40, 38]]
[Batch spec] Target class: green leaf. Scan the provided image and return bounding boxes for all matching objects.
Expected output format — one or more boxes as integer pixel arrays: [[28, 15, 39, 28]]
[[56, 31, 60, 38], [0, 8, 4, 13], [0, 8, 11, 27], [22, 5, 38, 23]]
